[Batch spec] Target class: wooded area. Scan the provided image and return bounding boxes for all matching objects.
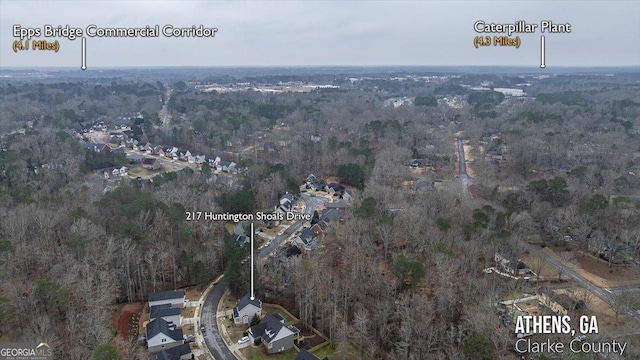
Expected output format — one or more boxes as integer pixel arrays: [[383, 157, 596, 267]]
[[0, 70, 639, 359]]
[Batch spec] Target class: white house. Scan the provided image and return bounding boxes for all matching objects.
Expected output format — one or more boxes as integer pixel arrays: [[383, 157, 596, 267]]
[[148, 290, 185, 309], [146, 318, 184, 353], [233, 293, 262, 325], [150, 304, 182, 326]]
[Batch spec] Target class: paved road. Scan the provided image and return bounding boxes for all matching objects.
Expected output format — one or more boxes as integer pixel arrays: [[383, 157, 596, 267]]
[[161, 87, 173, 131], [455, 133, 640, 326], [456, 137, 472, 199], [527, 245, 640, 325], [201, 192, 328, 359], [257, 193, 327, 260], [202, 280, 236, 360]]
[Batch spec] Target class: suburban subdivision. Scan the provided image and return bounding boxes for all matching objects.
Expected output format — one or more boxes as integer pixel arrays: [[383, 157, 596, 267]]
[[1, 65, 639, 360], [1, 1, 640, 358]]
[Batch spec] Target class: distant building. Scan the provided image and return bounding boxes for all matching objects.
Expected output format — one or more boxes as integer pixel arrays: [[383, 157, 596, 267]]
[[495, 251, 529, 276], [142, 158, 161, 171]]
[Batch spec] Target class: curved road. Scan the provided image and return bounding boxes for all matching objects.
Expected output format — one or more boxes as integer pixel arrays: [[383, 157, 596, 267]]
[[202, 192, 328, 359], [258, 193, 327, 260], [202, 279, 236, 360]]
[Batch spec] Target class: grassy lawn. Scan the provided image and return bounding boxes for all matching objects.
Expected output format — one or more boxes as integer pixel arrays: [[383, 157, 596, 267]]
[[240, 346, 298, 360], [223, 317, 249, 342], [262, 304, 295, 323]]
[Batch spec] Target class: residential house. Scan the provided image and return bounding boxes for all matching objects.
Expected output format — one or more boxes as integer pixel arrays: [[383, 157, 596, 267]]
[[325, 183, 346, 196], [235, 235, 249, 247], [150, 304, 182, 326], [206, 156, 221, 167], [81, 141, 111, 153], [296, 348, 322, 360], [233, 293, 262, 325], [278, 193, 294, 213], [306, 173, 322, 184], [149, 343, 192, 360], [219, 161, 237, 173], [128, 154, 147, 164], [261, 212, 280, 228], [306, 180, 324, 191], [318, 209, 345, 229], [495, 251, 529, 276], [153, 146, 165, 157], [194, 154, 206, 164], [142, 158, 161, 171], [146, 318, 184, 353], [139, 143, 152, 152], [94, 143, 112, 153], [310, 224, 323, 238], [587, 236, 627, 264], [148, 290, 185, 309], [538, 291, 585, 316], [234, 223, 246, 236], [164, 147, 178, 158], [325, 199, 350, 210], [248, 313, 299, 354], [178, 150, 192, 162], [294, 228, 316, 251]]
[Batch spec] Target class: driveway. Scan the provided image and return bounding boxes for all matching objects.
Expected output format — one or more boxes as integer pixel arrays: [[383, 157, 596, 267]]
[[257, 192, 327, 260], [455, 133, 640, 326]]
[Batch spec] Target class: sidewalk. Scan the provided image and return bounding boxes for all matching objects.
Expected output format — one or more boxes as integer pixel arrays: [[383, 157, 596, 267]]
[[216, 288, 247, 360]]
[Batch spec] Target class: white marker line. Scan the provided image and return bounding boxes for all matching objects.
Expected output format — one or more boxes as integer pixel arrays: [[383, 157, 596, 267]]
[[540, 35, 546, 69], [81, 37, 87, 70], [250, 222, 254, 300]]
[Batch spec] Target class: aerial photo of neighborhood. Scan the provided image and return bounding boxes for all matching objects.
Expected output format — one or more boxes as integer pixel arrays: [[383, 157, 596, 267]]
[[0, 1, 639, 360]]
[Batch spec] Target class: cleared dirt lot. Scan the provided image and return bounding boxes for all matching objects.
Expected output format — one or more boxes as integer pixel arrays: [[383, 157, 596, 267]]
[[572, 251, 640, 288], [554, 287, 633, 334]]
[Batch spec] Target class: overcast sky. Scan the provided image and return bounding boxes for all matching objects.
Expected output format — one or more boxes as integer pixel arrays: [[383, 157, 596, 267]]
[[1, 0, 639, 68]]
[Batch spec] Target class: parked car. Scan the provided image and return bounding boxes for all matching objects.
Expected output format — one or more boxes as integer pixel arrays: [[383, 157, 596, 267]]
[[238, 336, 250, 344]]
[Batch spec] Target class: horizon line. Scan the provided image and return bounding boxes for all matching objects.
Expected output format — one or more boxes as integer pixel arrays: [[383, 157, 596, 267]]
[[1, 64, 639, 69]]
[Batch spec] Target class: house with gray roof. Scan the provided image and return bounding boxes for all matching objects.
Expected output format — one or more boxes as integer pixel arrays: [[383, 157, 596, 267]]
[[296, 348, 322, 360], [248, 313, 299, 354], [149, 343, 191, 360], [148, 290, 185, 309], [233, 293, 262, 325], [277, 192, 294, 213], [150, 304, 182, 326], [146, 318, 184, 353]]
